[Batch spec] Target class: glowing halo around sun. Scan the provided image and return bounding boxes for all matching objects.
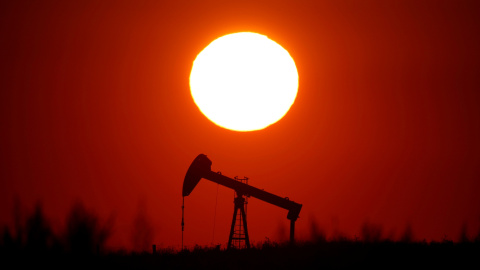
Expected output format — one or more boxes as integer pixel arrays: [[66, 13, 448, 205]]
[[189, 32, 298, 132]]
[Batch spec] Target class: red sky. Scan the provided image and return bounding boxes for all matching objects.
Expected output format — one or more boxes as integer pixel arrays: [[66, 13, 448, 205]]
[[1, 0, 480, 250]]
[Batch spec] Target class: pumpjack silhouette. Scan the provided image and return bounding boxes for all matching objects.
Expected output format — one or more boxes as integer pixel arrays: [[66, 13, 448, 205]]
[[182, 154, 302, 249]]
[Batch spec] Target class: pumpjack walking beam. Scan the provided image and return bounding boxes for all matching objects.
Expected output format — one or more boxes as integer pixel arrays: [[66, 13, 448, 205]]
[[182, 154, 302, 245]]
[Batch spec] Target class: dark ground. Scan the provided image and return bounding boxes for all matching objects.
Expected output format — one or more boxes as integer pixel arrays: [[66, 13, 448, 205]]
[[1, 240, 479, 270], [2, 202, 479, 269]]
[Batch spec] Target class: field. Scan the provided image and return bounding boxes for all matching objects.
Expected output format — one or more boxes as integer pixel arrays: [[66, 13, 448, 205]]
[[2, 239, 479, 269]]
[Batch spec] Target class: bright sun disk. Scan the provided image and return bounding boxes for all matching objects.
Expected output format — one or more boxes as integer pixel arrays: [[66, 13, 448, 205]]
[[189, 32, 298, 132]]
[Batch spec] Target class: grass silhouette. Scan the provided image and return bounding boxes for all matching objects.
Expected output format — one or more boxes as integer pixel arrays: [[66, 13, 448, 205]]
[[1, 201, 480, 269], [2, 239, 479, 269]]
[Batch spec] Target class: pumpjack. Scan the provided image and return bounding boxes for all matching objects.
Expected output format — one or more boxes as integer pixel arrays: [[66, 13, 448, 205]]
[[182, 154, 302, 248]]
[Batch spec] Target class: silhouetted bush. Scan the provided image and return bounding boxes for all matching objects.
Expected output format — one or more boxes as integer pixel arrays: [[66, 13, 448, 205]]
[[13, 197, 24, 248], [309, 217, 326, 243], [0, 200, 115, 255], [476, 227, 480, 243], [130, 201, 154, 253], [25, 203, 53, 252], [459, 223, 469, 242], [65, 201, 112, 254], [360, 221, 383, 242], [1, 226, 14, 251], [400, 224, 414, 242], [2, 200, 480, 269], [2, 229, 480, 269]]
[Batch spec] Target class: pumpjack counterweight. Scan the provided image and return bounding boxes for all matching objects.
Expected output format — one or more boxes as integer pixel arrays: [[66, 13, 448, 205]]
[[182, 154, 302, 248]]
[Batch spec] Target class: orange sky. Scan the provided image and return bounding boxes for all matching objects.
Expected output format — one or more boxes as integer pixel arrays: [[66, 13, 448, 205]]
[[1, 0, 480, 250]]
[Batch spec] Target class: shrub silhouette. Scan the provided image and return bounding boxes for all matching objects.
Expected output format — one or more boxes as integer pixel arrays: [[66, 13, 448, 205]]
[[360, 221, 383, 242], [1, 226, 14, 252], [459, 223, 469, 242], [65, 201, 112, 254], [2, 200, 479, 269], [309, 217, 326, 243], [25, 203, 53, 252], [131, 201, 154, 253], [400, 224, 414, 243]]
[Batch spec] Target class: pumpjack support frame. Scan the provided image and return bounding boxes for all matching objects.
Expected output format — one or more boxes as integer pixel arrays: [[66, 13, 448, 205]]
[[228, 195, 250, 249]]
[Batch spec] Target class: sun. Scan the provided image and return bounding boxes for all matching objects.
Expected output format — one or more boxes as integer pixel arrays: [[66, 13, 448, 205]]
[[189, 32, 298, 132]]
